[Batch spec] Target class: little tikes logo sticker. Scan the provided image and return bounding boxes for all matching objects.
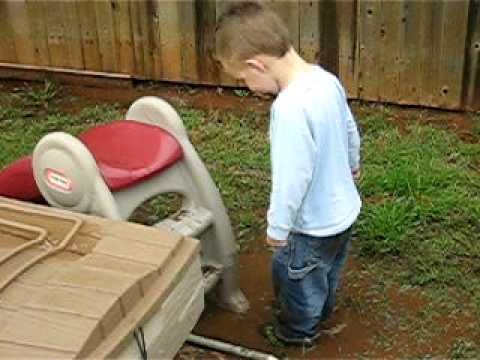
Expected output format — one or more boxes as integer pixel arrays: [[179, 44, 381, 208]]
[[45, 168, 73, 193]]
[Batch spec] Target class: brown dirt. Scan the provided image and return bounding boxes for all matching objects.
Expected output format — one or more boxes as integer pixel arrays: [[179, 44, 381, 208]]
[[194, 247, 371, 359], [69, 84, 269, 113], [193, 240, 477, 359], [0, 79, 270, 114], [353, 102, 479, 142], [3, 78, 476, 143]]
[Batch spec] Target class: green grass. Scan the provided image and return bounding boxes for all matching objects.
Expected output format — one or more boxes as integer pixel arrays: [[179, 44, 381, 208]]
[[0, 96, 121, 166], [233, 89, 251, 97], [1, 82, 480, 313], [179, 107, 270, 245], [357, 112, 480, 299], [473, 113, 480, 137], [450, 338, 479, 359]]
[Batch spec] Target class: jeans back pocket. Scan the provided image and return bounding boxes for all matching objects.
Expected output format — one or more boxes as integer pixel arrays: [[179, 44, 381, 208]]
[[287, 233, 320, 280]]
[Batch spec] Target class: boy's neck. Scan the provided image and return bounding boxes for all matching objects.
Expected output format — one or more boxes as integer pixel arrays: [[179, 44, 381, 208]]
[[267, 47, 313, 91]]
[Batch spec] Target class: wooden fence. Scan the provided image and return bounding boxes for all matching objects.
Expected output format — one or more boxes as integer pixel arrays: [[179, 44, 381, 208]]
[[0, 0, 479, 111]]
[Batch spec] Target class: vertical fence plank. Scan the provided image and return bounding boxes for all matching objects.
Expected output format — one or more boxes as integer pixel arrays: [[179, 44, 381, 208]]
[[179, 1, 199, 82], [423, 1, 465, 109], [156, 1, 182, 81], [0, 2, 17, 63], [63, 0, 84, 69], [95, 1, 118, 73], [8, 0, 36, 65], [140, 0, 155, 79], [337, 0, 358, 98], [150, 0, 163, 80], [464, 0, 480, 110], [45, 0, 85, 69], [26, 0, 50, 66], [299, 1, 320, 64], [194, 0, 219, 84], [44, 1, 70, 68], [112, 0, 135, 75], [377, 0, 402, 103], [318, 0, 340, 76], [129, 1, 145, 77], [215, 0, 228, 85], [437, 0, 469, 109], [357, 0, 382, 101], [394, 1, 408, 104], [77, 0, 102, 71], [416, 1, 436, 107], [398, 1, 423, 105], [129, 0, 155, 79], [423, 1, 444, 108]]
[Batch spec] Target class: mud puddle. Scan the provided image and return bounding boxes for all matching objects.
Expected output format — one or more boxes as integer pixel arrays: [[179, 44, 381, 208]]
[[195, 247, 376, 359]]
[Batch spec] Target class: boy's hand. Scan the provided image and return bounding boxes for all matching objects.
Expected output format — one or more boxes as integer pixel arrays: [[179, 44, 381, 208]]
[[352, 168, 361, 180], [266, 235, 288, 248]]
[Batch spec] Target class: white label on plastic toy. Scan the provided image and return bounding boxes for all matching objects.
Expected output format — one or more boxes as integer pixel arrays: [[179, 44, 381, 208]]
[[45, 168, 73, 193]]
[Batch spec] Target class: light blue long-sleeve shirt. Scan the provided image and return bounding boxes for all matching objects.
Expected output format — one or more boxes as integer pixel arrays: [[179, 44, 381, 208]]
[[267, 65, 361, 241]]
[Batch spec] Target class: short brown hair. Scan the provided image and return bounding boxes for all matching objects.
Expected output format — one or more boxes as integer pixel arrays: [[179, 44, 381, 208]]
[[216, 1, 291, 66]]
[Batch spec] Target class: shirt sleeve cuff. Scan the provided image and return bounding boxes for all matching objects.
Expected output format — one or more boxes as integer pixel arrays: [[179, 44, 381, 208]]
[[267, 225, 290, 242], [349, 154, 361, 171]]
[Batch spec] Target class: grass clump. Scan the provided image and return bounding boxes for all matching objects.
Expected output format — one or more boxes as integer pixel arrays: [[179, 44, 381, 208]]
[[0, 83, 121, 167], [450, 338, 479, 359], [356, 112, 480, 293]]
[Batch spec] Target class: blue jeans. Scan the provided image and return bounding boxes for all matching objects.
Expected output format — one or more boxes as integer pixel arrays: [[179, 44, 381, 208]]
[[272, 226, 352, 340]]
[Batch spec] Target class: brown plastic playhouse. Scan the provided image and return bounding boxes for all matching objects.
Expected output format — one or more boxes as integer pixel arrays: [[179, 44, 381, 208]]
[[0, 197, 203, 358]]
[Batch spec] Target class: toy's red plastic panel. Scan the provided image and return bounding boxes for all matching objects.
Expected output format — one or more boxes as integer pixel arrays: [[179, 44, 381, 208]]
[[80, 120, 183, 191], [0, 120, 183, 201], [0, 156, 42, 201]]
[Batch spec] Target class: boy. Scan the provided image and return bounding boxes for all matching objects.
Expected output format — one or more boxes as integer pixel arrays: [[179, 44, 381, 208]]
[[216, 1, 362, 345]]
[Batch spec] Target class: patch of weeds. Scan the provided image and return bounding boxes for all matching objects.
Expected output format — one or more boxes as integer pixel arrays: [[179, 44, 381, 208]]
[[260, 323, 285, 348], [470, 283, 480, 313], [233, 89, 250, 97], [450, 339, 479, 359], [75, 104, 121, 127], [355, 103, 391, 131], [0, 90, 32, 122], [471, 113, 480, 137], [130, 193, 182, 226], [181, 85, 198, 95], [178, 107, 205, 131], [0, 102, 121, 169], [174, 107, 270, 248], [357, 197, 419, 256], [16, 80, 60, 110], [0, 106, 32, 123]]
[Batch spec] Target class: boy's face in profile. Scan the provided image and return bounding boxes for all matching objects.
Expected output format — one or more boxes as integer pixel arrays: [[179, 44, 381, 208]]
[[221, 58, 280, 95]]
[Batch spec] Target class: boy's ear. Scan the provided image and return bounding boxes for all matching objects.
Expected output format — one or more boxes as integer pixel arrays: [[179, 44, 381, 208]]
[[245, 58, 267, 72]]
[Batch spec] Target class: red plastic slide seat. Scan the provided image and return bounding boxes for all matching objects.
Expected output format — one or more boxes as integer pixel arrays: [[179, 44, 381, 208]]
[[0, 156, 42, 202], [79, 120, 183, 191], [0, 120, 183, 201]]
